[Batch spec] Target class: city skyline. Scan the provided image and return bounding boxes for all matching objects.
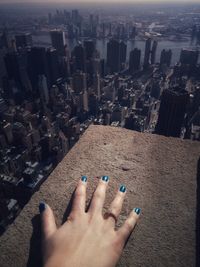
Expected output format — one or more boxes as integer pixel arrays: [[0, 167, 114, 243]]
[[0, 0, 200, 242]]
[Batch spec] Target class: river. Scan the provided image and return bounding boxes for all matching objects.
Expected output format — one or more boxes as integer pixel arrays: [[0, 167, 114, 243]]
[[32, 34, 199, 66]]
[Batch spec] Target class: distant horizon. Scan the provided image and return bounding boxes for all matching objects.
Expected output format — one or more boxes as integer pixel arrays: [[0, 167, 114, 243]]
[[0, 0, 200, 5]]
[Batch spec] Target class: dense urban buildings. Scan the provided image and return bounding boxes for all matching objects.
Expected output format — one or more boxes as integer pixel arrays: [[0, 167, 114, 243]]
[[0, 2, 200, 234]]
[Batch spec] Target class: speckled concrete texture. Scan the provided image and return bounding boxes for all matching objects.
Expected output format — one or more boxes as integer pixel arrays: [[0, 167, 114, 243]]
[[0, 125, 200, 267]]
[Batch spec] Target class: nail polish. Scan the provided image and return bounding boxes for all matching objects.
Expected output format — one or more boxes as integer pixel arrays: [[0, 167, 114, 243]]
[[39, 202, 46, 213], [133, 208, 141, 215], [102, 176, 109, 182], [81, 176, 87, 182], [119, 185, 126, 193]]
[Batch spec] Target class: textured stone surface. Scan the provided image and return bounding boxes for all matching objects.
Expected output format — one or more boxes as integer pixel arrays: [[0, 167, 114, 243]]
[[0, 125, 200, 267]]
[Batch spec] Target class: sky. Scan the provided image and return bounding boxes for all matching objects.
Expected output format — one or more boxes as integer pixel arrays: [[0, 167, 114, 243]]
[[0, 0, 198, 3]]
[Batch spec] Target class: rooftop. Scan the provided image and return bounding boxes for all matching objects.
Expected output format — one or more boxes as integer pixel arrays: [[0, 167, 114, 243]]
[[0, 125, 200, 267]]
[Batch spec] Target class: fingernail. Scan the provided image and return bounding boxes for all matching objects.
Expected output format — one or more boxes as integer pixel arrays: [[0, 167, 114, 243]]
[[119, 185, 126, 193], [81, 176, 87, 182], [133, 208, 141, 215], [102, 176, 109, 182], [39, 202, 46, 213]]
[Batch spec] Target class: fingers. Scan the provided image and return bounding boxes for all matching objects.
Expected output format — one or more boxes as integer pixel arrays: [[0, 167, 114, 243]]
[[71, 176, 87, 215], [39, 202, 57, 240], [88, 176, 109, 214], [117, 208, 141, 245], [104, 185, 126, 225]]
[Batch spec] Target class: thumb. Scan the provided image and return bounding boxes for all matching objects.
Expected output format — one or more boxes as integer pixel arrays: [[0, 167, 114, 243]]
[[39, 202, 57, 240]]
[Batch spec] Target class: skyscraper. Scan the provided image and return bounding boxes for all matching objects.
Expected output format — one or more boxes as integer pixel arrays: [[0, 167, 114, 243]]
[[120, 41, 127, 67], [151, 40, 158, 65], [72, 71, 87, 94], [46, 48, 60, 86], [160, 49, 172, 67], [143, 38, 152, 69], [129, 48, 141, 73], [50, 30, 66, 57], [107, 39, 127, 74], [84, 40, 95, 60], [15, 33, 32, 48], [27, 47, 48, 91], [155, 88, 189, 137], [180, 49, 199, 66], [73, 43, 86, 72]]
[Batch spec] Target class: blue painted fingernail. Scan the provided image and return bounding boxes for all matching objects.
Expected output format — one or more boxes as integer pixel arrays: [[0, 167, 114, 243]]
[[119, 185, 126, 193], [39, 202, 46, 213], [81, 176, 87, 182], [133, 208, 141, 215], [102, 176, 109, 182]]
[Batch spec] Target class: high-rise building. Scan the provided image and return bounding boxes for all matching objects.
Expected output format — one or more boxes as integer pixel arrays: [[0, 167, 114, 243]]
[[46, 48, 60, 86], [4, 51, 32, 93], [84, 40, 95, 60], [72, 71, 87, 94], [73, 43, 86, 72], [50, 30, 66, 57], [129, 48, 141, 73], [15, 33, 32, 48], [180, 49, 199, 66], [151, 40, 158, 64], [93, 73, 101, 100], [143, 38, 152, 69], [38, 75, 49, 104], [27, 47, 48, 91], [72, 9, 80, 25], [107, 39, 127, 74], [155, 88, 189, 137], [120, 41, 127, 67], [160, 49, 172, 67]]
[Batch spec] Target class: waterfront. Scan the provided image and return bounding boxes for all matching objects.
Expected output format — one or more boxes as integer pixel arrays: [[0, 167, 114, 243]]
[[32, 34, 199, 66]]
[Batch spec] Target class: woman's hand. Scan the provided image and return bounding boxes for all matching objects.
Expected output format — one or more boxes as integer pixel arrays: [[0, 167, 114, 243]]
[[39, 176, 141, 267]]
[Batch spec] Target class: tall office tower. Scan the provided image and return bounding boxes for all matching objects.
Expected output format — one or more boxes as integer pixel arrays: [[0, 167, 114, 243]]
[[1, 29, 9, 49], [102, 23, 106, 38], [73, 43, 86, 72], [130, 26, 136, 39], [72, 71, 87, 94], [84, 40, 95, 60], [107, 39, 127, 74], [108, 23, 112, 36], [143, 38, 152, 69], [4, 51, 32, 94], [27, 47, 48, 92], [93, 73, 101, 100], [72, 9, 79, 25], [160, 49, 172, 67], [120, 41, 127, 67], [151, 40, 158, 64], [82, 90, 89, 112], [38, 75, 49, 104], [46, 48, 60, 86], [50, 30, 66, 57], [180, 49, 199, 66], [155, 88, 189, 137], [15, 33, 32, 48], [129, 48, 141, 73], [92, 58, 101, 74]]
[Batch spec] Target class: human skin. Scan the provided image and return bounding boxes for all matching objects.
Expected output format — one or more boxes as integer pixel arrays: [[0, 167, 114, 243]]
[[39, 176, 141, 267]]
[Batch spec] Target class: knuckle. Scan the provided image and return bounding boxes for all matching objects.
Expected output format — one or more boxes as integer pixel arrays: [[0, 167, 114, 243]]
[[75, 187, 84, 198], [111, 237, 124, 254], [110, 205, 120, 215], [124, 221, 134, 232], [94, 190, 103, 199]]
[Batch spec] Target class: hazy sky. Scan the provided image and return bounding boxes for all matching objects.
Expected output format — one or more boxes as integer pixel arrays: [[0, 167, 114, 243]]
[[0, 0, 197, 3]]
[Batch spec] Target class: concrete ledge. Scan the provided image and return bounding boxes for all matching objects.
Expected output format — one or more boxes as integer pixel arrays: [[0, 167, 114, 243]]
[[0, 125, 200, 267]]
